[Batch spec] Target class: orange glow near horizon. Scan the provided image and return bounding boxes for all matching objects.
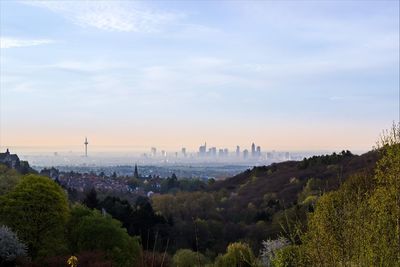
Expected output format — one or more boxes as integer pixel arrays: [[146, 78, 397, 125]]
[[0, 120, 384, 153]]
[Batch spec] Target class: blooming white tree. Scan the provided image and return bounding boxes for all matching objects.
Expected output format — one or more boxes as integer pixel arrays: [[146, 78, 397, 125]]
[[0, 225, 27, 264], [260, 237, 289, 267]]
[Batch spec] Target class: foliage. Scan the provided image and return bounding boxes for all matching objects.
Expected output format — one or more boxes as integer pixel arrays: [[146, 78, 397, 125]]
[[270, 245, 303, 267], [67, 204, 141, 267], [368, 122, 400, 264], [83, 187, 99, 209], [295, 123, 400, 266], [172, 248, 208, 267], [0, 174, 69, 258], [0, 164, 21, 195], [100, 196, 133, 229], [297, 178, 323, 205], [30, 250, 113, 267], [142, 250, 172, 267], [297, 150, 353, 169], [67, 255, 78, 267], [259, 237, 289, 267], [215, 242, 259, 267], [129, 196, 169, 251], [0, 225, 27, 264]]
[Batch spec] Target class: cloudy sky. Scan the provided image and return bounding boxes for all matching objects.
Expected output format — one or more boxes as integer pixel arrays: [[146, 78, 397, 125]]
[[0, 1, 398, 152]]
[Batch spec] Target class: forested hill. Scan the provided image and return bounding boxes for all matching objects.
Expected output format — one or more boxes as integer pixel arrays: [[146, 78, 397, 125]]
[[210, 150, 378, 207]]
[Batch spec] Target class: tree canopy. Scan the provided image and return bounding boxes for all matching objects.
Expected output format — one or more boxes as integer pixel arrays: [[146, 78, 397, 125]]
[[67, 204, 141, 267], [0, 174, 69, 258]]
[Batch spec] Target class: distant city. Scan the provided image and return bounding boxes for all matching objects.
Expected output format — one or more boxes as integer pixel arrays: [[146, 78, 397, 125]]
[[145, 141, 291, 164], [0, 138, 340, 171]]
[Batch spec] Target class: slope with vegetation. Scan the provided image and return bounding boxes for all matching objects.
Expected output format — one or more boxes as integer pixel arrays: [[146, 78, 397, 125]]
[[265, 124, 400, 266], [0, 124, 398, 266]]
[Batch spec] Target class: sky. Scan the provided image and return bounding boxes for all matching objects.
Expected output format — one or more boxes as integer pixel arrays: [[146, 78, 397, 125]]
[[0, 0, 399, 153]]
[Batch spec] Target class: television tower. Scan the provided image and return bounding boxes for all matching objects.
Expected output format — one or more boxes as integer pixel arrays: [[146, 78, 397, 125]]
[[84, 137, 88, 157]]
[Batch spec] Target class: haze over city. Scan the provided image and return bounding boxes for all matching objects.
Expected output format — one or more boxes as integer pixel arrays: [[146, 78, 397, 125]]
[[1, 1, 398, 154]]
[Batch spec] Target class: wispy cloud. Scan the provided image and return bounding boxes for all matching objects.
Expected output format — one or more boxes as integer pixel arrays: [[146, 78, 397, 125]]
[[0, 37, 55, 49], [22, 1, 182, 32]]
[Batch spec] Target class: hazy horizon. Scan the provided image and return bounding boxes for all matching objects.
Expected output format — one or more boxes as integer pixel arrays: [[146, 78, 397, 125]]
[[0, 143, 371, 156], [1, 1, 399, 152]]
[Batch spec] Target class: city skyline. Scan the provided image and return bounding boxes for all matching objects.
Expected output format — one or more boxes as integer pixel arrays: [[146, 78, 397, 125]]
[[1, 1, 399, 152]]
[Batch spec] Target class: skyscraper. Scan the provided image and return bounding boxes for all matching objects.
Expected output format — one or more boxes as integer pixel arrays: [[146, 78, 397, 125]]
[[236, 146, 240, 157], [199, 142, 207, 156], [251, 142, 256, 157], [209, 147, 217, 157], [256, 146, 261, 157], [243, 149, 249, 159]]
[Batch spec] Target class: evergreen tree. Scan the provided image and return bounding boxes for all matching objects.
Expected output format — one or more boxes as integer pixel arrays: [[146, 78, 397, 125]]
[[83, 187, 99, 209]]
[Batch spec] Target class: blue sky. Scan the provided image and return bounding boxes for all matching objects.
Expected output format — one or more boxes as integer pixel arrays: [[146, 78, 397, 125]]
[[0, 1, 399, 152]]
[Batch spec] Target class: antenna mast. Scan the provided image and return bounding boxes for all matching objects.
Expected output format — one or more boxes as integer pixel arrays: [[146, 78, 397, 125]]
[[84, 137, 88, 157]]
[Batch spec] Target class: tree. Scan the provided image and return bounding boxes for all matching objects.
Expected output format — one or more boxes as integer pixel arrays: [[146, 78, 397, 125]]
[[0, 174, 69, 258], [130, 196, 168, 250], [215, 242, 259, 267], [0, 225, 27, 266], [166, 173, 179, 192], [0, 164, 21, 195], [172, 249, 208, 267], [298, 123, 400, 266], [67, 204, 141, 267], [259, 237, 289, 267], [100, 196, 133, 231], [368, 122, 400, 264], [83, 187, 99, 209]]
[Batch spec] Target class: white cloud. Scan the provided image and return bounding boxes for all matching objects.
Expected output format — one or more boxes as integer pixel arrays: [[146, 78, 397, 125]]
[[0, 37, 55, 49], [22, 1, 181, 32]]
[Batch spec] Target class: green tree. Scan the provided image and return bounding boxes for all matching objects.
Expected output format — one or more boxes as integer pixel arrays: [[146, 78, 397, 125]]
[[67, 204, 141, 267], [368, 123, 400, 264], [270, 245, 303, 267], [172, 249, 208, 267], [215, 242, 259, 267], [0, 174, 69, 258], [299, 123, 400, 266], [0, 164, 21, 195]]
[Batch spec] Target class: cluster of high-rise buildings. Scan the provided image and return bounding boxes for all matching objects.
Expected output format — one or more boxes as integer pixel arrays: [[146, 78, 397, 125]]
[[145, 142, 264, 161], [198, 142, 262, 159], [198, 143, 230, 158]]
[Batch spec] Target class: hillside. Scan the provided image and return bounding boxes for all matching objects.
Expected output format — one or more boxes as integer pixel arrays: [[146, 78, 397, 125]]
[[210, 150, 378, 209]]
